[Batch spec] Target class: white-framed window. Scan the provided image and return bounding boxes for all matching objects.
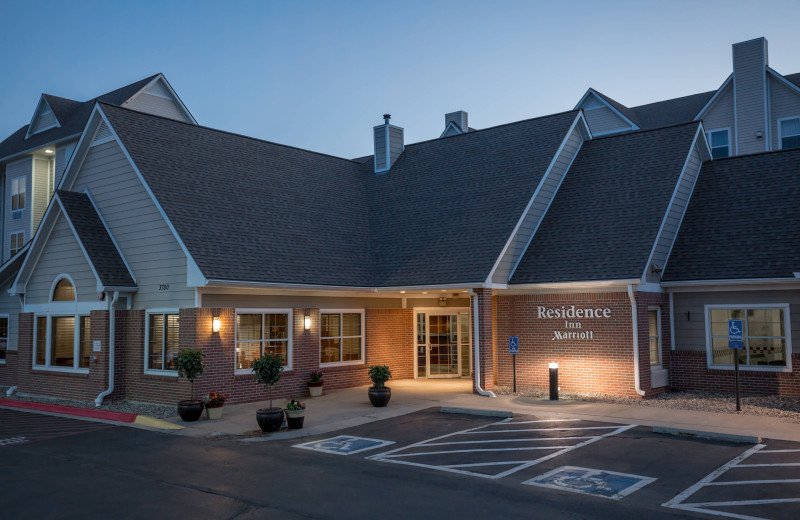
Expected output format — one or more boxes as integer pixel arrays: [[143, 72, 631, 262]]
[[648, 308, 661, 366], [778, 116, 800, 150], [320, 310, 364, 365], [706, 128, 730, 159], [705, 304, 792, 371], [0, 314, 8, 363], [145, 311, 179, 374], [33, 276, 91, 372], [11, 176, 25, 211], [235, 309, 292, 372], [10, 231, 24, 257]]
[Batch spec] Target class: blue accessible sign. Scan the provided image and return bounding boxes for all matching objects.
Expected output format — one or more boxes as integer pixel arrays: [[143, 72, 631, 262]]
[[509, 336, 519, 354], [728, 319, 744, 349]]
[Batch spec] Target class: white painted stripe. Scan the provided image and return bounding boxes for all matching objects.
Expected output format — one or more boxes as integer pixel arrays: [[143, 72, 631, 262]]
[[420, 436, 593, 447], [737, 463, 800, 467], [365, 458, 504, 479], [383, 445, 569, 458], [706, 478, 800, 486], [683, 498, 800, 507], [442, 460, 531, 469], [758, 449, 800, 453], [669, 504, 766, 520], [663, 444, 766, 508], [498, 418, 583, 425], [462, 426, 619, 434]]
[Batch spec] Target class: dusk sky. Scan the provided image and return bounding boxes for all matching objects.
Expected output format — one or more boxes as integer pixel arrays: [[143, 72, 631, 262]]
[[2, 0, 799, 158]]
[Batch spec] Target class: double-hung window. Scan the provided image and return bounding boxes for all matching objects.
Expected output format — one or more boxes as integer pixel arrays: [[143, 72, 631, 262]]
[[11, 176, 25, 212], [146, 312, 179, 373], [779, 117, 800, 150], [648, 308, 661, 366], [235, 310, 291, 371], [706, 129, 730, 159], [0, 315, 7, 363], [320, 311, 364, 365], [10, 232, 24, 257], [34, 278, 91, 371], [707, 305, 791, 370]]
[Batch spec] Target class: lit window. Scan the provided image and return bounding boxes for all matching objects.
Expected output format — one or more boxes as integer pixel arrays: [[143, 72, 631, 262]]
[[53, 278, 75, 301], [707, 306, 790, 369], [706, 129, 730, 159], [235, 311, 291, 370], [11, 176, 25, 211], [9, 232, 24, 257], [320, 311, 364, 364], [33, 277, 90, 370], [147, 313, 179, 371], [648, 309, 661, 366], [779, 117, 800, 150], [0, 315, 7, 363]]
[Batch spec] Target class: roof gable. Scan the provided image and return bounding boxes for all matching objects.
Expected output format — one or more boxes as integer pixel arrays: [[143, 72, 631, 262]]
[[120, 75, 196, 124], [25, 96, 61, 139], [574, 89, 639, 136]]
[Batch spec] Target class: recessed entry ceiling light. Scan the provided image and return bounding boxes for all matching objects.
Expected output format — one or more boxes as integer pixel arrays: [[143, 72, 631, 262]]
[[44, 149, 53, 154]]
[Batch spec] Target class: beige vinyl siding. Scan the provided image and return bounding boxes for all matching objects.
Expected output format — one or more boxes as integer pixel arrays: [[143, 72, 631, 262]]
[[70, 140, 193, 309], [388, 126, 404, 160], [583, 105, 631, 135], [493, 123, 584, 284], [26, 214, 97, 304], [32, 156, 51, 233], [769, 75, 800, 150], [202, 293, 469, 309], [373, 127, 387, 170], [733, 39, 768, 155], [5, 157, 31, 262], [30, 105, 57, 134], [122, 89, 190, 123], [650, 145, 703, 283], [0, 279, 20, 350], [700, 85, 736, 150], [54, 141, 77, 188], [672, 289, 800, 352]]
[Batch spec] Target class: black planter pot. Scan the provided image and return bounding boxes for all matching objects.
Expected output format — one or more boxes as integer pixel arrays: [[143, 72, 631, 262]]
[[368, 386, 391, 407], [177, 400, 204, 422], [256, 407, 284, 432]]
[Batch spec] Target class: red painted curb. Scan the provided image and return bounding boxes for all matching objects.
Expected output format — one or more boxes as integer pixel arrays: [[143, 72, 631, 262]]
[[0, 399, 138, 423]]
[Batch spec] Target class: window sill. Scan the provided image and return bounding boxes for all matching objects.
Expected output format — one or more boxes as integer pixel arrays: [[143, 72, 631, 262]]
[[143, 369, 178, 377], [707, 364, 792, 373], [32, 366, 90, 376], [320, 361, 365, 368], [235, 367, 293, 377]]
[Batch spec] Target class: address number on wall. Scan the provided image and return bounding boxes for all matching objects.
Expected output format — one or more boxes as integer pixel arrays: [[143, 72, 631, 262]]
[[158, 284, 170, 291]]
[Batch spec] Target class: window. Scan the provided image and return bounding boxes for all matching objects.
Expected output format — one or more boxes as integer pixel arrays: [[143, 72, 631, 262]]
[[0, 315, 7, 363], [779, 117, 800, 150], [706, 129, 730, 159], [707, 305, 791, 370], [9, 232, 24, 257], [33, 277, 91, 370], [146, 313, 179, 372], [235, 311, 291, 370], [11, 176, 25, 211], [53, 278, 75, 301], [648, 309, 661, 366], [320, 311, 364, 365]]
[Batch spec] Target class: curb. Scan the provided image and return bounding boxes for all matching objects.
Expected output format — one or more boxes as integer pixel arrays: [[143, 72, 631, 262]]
[[0, 398, 137, 423], [653, 425, 761, 444], [134, 415, 184, 430], [440, 406, 513, 418]]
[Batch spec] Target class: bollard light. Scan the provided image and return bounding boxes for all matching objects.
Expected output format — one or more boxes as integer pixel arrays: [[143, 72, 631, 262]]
[[549, 362, 559, 401]]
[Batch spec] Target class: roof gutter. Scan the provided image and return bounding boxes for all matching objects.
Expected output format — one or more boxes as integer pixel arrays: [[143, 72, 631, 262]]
[[0, 133, 82, 164], [204, 278, 486, 293], [627, 284, 646, 397], [95, 291, 119, 407], [661, 277, 800, 288], [470, 289, 495, 398]]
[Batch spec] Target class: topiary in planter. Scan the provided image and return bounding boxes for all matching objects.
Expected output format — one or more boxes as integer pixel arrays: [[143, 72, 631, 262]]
[[367, 365, 392, 407], [251, 353, 285, 432], [176, 349, 205, 422]]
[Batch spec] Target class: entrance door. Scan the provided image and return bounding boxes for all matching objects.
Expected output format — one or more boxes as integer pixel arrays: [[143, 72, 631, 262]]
[[415, 310, 471, 378]]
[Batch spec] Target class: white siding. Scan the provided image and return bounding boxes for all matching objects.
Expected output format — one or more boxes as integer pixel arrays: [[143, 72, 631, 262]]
[[494, 122, 584, 283], [31, 156, 51, 234], [29, 106, 57, 135], [26, 214, 97, 304], [122, 80, 190, 123], [5, 157, 31, 262], [701, 85, 736, 150], [583, 105, 631, 135], [373, 126, 387, 171], [769, 75, 800, 150], [733, 38, 768, 155], [70, 140, 194, 309]]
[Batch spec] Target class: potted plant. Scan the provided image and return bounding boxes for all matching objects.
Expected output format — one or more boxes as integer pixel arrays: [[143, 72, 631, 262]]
[[367, 365, 392, 407], [284, 399, 306, 429], [251, 353, 285, 432], [308, 370, 324, 397], [176, 349, 205, 422], [203, 391, 227, 420]]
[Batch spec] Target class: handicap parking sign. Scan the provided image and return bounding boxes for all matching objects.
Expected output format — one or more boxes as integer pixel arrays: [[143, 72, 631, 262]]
[[509, 336, 519, 354], [728, 319, 744, 349]]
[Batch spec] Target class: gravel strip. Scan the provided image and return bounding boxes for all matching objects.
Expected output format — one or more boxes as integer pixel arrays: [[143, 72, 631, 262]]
[[1, 391, 176, 419], [494, 386, 800, 423]]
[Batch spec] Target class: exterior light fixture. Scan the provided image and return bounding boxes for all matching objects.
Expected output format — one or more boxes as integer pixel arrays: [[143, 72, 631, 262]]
[[212, 316, 221, 333], [44, 148, 54, 154], [304, 314, 311, 331], [549, 362, 559, 401], [438, 297, 447, 307]]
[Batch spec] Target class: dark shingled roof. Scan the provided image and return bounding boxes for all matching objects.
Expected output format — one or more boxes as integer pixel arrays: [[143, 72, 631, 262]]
[[0, 74, 159, 161], [631, 90, 716, 130], [510, 123, 700, 284], [662, 148, 800, 282], [56, 190, 135, 288], [0, 246, 28, 288], [590, 90, 641, 127], [100, 104, 579, 287]]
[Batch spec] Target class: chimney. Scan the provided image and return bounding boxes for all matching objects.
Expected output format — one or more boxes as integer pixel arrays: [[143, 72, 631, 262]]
[[373, 114, 404, 173], [732, 37, 769, 155], [445, 110, 468, 134]]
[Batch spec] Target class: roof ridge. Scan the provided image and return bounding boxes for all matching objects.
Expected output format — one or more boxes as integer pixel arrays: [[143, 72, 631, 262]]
[[94, 73, 161, 102], [630, 89, 718, 110], [98, 102, 362, 164], [705, 146, 800, 163]]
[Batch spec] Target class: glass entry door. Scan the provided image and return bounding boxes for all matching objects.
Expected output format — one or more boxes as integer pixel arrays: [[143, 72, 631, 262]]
[[416, 310, 471, 378]]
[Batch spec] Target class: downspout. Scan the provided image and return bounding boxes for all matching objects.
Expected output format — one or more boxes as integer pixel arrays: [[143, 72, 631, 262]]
[[95, 291, 119, 407], [627, 284, 646, 397], [7, 296, 25, 396], [470, 289, 495, 398]]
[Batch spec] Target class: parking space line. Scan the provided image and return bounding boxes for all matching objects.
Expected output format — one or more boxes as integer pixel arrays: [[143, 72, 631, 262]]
[[462, 426, 622, 434], [384, 446, 575, 458], [759, 449, 800, 453], [738, 463, 800, 467], [421, 436, 594, 447], [705, 479, 800, 486]]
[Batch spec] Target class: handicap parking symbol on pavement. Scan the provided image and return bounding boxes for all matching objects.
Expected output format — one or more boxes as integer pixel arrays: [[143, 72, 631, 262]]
[[523, 466, 656, 500], [293, 435, 395, 456]]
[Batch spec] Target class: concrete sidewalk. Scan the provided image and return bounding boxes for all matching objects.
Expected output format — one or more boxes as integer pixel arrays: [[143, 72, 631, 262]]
[[165, 379, 800, 443]]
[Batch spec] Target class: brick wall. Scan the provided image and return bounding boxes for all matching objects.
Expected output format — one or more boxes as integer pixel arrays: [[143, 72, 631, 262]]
[[495, 292, 647, 397]]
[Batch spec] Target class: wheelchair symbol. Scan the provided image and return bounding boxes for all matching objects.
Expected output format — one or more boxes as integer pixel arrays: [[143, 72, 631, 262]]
[[729, 323, 742, 335]]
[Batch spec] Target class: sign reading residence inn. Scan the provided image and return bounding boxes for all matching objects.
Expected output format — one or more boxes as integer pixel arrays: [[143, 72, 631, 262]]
[[537, 306, 612, 341]]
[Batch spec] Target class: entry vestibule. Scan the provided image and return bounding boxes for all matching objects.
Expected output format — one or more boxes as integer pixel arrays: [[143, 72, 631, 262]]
[[414, 308, 472, 379]]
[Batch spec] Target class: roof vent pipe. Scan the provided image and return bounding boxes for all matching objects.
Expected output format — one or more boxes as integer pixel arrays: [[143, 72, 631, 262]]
[[373, 114, 404, 173]]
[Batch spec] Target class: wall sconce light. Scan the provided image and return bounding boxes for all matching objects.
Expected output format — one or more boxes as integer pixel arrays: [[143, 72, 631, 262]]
[[304, 314, 311, 331], [438, 297, 447, 307], [212, 316, 221, 333]]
